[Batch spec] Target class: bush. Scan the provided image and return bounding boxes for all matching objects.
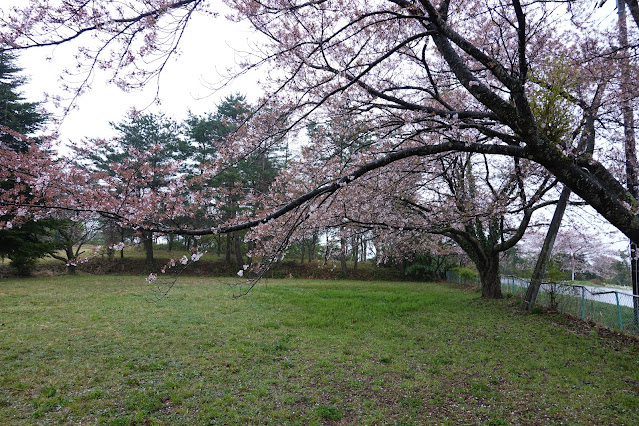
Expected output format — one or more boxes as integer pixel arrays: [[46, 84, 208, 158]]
[[9, 254, 39, 277], [449, 267, 478, 284]]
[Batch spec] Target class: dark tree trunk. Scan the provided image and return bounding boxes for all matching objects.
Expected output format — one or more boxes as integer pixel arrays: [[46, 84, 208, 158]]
[[234, 232, 243, 266], [309, 233, 318, 262], [225, 234, 232, 264], [168, 234, 174, 252], [106, 247, 114, 262], [523, 185, 571, 310], [247, 240, 253, 267], [632, 243, 639, 325], [64, 245, 76, 275], [352, 236, 359, 271], [104, 220, 118, 262], [619, 3, 639, 325], [142, 230, 154, 270], [479, 254, 502, 299], [300, 241, 306, 264], [120, 228, 125, 259], [340, 237, 348, 277]]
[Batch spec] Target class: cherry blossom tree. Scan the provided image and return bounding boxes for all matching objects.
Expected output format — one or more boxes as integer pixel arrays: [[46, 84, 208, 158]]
[[3, 1, 639, 298], [182, 93, 285, 265], [47, 214, 101, 275], [0, 50, 62, 275], [76, 111, 184, 269], [518, 224, 619, 282]]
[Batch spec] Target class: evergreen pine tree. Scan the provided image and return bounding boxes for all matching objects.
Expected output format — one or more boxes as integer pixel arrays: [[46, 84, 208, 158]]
[[0, 50, 59, 276]]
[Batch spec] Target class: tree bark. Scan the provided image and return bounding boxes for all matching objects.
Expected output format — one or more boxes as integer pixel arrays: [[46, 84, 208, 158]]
[[479, 253, 502, 299], [352, 235, 359, 271], [234, 232, 243, 266], [119, 227, 125, 259], [225, 233, 231, 264], [618, 0, 639, 325], [104, 220, 118, 262], [310, 233, 318, 262], [247, 240, 253, 267], [168, 234, 174, 252], [523, 185, 571, 310], [142, 230, 154, 270], [340, 236, 348, 277], [65, 245, 76, 275]]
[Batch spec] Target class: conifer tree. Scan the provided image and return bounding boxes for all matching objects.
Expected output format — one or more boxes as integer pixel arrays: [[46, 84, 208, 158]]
[[0, 51, 58, 275]]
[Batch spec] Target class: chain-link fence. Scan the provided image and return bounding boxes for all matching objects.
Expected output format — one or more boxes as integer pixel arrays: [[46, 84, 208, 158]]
[[524, 280, 639, 336], [446, 271, 639, 336]]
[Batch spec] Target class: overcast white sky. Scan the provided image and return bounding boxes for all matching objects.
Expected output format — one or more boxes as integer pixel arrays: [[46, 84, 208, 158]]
[[13, 7, 263, 145]]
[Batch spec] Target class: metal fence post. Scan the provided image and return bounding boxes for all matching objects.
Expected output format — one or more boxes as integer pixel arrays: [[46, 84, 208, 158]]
[[581, 286, 585, 320], [615, 292, 623, 330]]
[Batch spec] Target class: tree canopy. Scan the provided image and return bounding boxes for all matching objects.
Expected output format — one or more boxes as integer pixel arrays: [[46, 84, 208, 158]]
[[0, 50, 58, 275], [1, 1, 639, 294]]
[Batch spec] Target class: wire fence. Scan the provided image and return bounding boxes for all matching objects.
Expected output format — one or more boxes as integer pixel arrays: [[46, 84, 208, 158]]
[[446, 270, 639, 336]]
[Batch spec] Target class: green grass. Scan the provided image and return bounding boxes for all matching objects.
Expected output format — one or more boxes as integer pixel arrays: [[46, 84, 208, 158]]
[[1, 276, 638, 424], [520, 284, 639, 335]]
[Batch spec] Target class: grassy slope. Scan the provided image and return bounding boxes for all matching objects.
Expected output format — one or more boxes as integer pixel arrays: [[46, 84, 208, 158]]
[[0, 276, 638, 424]]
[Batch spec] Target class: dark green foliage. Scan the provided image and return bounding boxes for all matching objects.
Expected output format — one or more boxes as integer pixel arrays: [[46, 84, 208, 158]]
[[610, 251, 632, 287], [183, 93, 283, 202], [79, 111, 184, 269], [182, 94, 285, 265], [0, 51, 58, 275], [0, 219, 61, 276], [0, 51, 47, 152], [501, 246, 532, 278], [448, 266, 479, 284], [403, 252, 456, 280], [82, 112, 182, 180]]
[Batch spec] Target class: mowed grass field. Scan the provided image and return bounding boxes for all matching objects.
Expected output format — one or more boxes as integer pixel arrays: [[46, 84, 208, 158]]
[[1, 276, 638, 424]]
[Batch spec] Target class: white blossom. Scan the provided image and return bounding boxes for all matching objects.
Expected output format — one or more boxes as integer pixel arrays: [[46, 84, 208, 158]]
[[191, 252, 204, 262]]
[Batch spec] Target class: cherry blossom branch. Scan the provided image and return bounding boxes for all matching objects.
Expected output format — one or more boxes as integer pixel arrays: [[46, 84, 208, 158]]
[[141, 140, 527, 236]]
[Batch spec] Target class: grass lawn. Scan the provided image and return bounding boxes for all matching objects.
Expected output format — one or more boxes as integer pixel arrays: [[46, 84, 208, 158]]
[[1, 276, 638, 424]]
